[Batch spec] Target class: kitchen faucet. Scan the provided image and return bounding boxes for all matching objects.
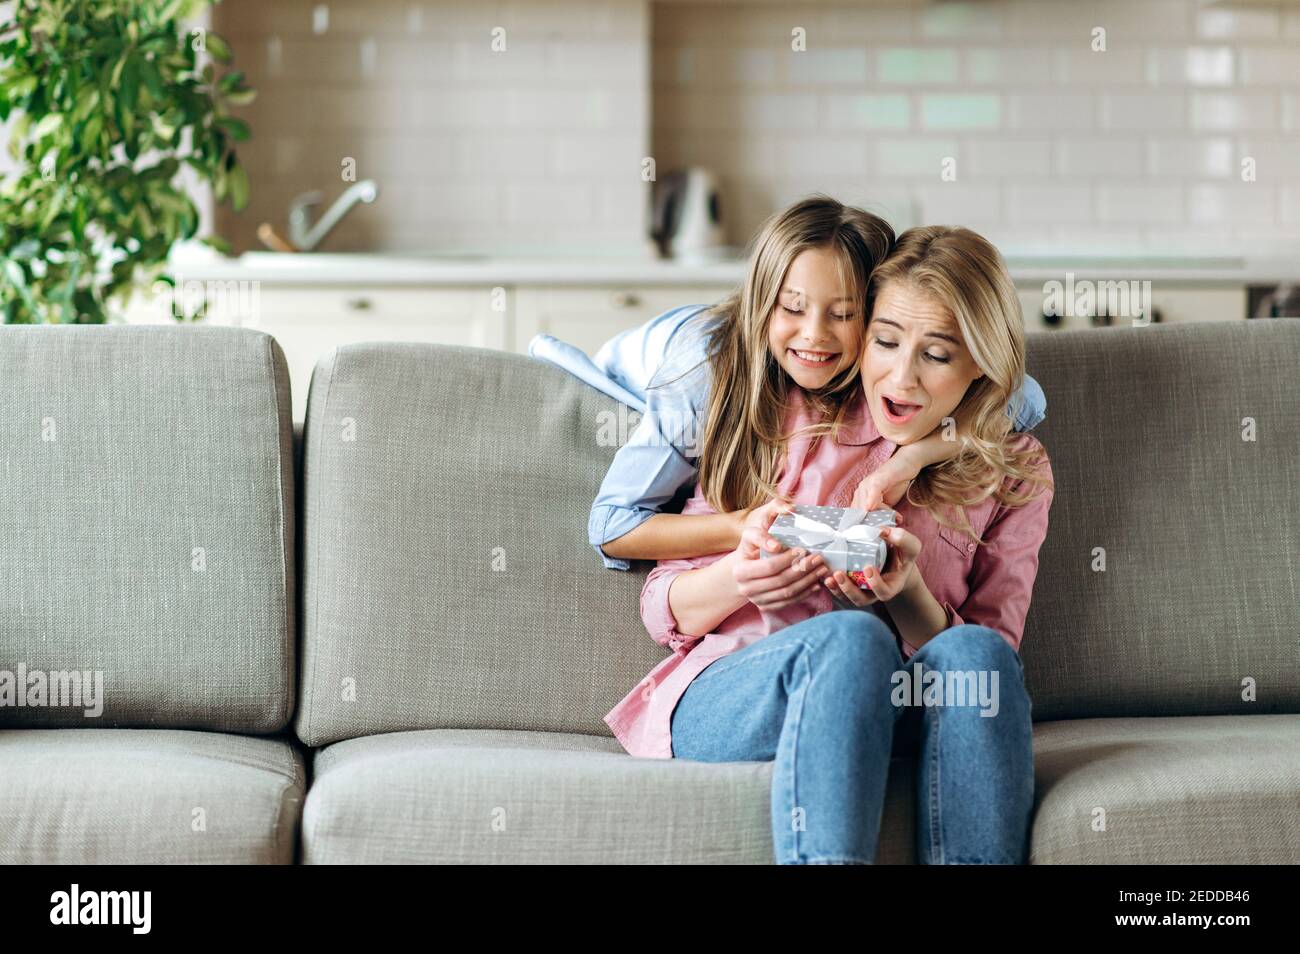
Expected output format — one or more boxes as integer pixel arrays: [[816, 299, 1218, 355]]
[[286, 180, 379, 251]]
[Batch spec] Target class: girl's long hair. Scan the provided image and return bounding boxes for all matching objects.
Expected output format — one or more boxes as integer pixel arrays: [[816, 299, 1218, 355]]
[[697, 195, 894, 514], [869, 225, 1054, 544]]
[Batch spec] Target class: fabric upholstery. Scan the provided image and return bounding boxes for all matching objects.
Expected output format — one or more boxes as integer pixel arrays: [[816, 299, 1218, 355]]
[[0, 728, 304, 863], [302, 727, 916, 864], [1021, 321, 1300, 719], [0, 326, 296, 733], [295, 343, 654, 746], [1029, 714, 1300, 863], [302, 714, 1298, 864]]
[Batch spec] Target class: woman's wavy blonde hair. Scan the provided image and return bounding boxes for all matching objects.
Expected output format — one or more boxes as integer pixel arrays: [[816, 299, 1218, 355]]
[[697, 195, 894, 514], [869, 225, 1053, 544]]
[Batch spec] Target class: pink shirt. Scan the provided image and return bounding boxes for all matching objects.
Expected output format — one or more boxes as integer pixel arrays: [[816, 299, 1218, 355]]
[[603, 386, 1054, 759]]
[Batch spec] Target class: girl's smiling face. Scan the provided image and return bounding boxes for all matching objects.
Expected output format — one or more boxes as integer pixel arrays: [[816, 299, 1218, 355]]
[[863, 281, 985, 444], [766, 246, 864, 390]]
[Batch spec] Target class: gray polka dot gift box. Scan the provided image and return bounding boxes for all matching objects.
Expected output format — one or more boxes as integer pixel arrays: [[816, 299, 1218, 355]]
[[762, 504, 897, 580]]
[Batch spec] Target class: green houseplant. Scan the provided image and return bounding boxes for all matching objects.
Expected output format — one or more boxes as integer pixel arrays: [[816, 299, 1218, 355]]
[[0, 0, 254, 323]]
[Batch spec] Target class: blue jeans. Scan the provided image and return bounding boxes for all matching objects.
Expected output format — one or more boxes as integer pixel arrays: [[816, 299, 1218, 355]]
[[669, 610, 1034, 864]]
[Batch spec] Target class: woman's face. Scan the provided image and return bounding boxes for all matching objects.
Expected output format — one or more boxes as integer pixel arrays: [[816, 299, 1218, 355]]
[[766, 246, 863, 391], [862, 281, 985, 444]]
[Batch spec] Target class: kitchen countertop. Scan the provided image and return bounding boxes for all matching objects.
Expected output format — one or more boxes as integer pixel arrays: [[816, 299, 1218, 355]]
[[164, 245, 1300, 287], [186, 250, 751, 287]]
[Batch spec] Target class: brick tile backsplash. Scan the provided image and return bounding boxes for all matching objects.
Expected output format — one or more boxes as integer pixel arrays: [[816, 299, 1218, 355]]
[[653, 0, 1300, 248], [208, 0, 1299, 253], [215, 0, 650, 253]]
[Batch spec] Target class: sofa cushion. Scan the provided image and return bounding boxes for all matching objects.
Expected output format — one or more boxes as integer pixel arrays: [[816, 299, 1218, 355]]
[[0, 728, 304, 863], [1030, 714, 1300, 864], [1022, 320, 1300, 719], [303, 715, 1298, 864], [302, 727, 919, 864], [0, 326, 296, 732], [295, 344, 658, 746]]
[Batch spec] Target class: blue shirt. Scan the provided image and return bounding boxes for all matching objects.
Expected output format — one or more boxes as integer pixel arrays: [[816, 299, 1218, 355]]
[[528, 303, 1047, 570]]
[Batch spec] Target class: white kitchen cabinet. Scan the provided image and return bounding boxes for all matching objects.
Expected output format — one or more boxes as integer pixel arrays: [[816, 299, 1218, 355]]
[[126, 284, 508, 422], [249, 286, 508, 422], [512, 285, 733, 356]]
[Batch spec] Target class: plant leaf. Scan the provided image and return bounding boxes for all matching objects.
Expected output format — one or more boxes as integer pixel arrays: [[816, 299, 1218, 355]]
[[205, 32, 232, 63], [33, 112, 63, 139], [202, 234, 233, 255], [121, 57, 140, 113], [227, 163, 249, 211], [215, 116, 250, 141]]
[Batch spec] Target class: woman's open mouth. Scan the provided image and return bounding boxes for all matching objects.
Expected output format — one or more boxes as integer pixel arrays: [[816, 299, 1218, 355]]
[[789, 348, 839, 369], [881, 394, 923, 424]]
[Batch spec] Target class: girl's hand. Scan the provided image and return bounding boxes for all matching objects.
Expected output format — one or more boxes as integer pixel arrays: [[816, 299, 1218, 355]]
[[823, 526, 922, 607], [732, 505, 831, 611], [851, 448, 920, 512], [728, 496, 794, 546], [742, 496, 794, 530]]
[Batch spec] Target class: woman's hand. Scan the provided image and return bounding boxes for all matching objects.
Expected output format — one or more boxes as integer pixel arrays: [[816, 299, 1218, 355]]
[[732, 501, 832, 611], [823, 526, 922, 608], [851, 447, 920, 511]]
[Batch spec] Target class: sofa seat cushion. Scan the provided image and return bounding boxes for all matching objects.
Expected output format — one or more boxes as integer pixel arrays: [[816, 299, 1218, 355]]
[[307, 716, 1300, 864], [303, 727, 922, 864], [1031, 714, 1300, 864], [0, 728, 304, 863]]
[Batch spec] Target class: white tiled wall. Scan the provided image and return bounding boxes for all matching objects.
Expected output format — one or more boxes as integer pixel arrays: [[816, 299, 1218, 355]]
[[651, 0, 1300, 253], [215, 0, 651, 253]]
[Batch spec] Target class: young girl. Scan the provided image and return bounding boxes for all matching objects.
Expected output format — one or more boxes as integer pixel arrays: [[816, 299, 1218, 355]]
[[528, 196, 1046, 572], [612, 223, 1054, 865]]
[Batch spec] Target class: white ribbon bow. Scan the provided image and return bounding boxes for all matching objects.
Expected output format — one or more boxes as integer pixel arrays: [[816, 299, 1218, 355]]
[[783, 507, 894, 572]]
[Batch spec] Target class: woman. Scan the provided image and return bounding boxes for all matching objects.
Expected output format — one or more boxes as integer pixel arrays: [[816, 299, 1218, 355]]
[[610, 225, 1054, 865]]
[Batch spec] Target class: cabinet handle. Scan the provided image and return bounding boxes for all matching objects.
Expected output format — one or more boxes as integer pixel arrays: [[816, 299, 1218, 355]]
[[346, 297, 373, 311], [610, 291, 641, 308]]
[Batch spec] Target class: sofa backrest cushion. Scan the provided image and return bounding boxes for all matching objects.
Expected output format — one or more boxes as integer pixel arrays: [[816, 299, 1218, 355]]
[[295, 343, 659, 746], [1022, 319, 1300, 719], [0, 326, 295, 732], [296, 321, 1300, 747]]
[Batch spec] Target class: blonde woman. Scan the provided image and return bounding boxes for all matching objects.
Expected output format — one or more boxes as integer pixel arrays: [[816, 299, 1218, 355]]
[[618, 225, 1054, 864]]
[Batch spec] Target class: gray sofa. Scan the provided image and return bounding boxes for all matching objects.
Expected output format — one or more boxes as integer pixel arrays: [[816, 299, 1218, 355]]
[[2, 319, 1297, 864]]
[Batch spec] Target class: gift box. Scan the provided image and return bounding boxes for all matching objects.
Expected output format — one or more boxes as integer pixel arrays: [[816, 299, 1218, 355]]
[[762, 504, 897, 584]]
